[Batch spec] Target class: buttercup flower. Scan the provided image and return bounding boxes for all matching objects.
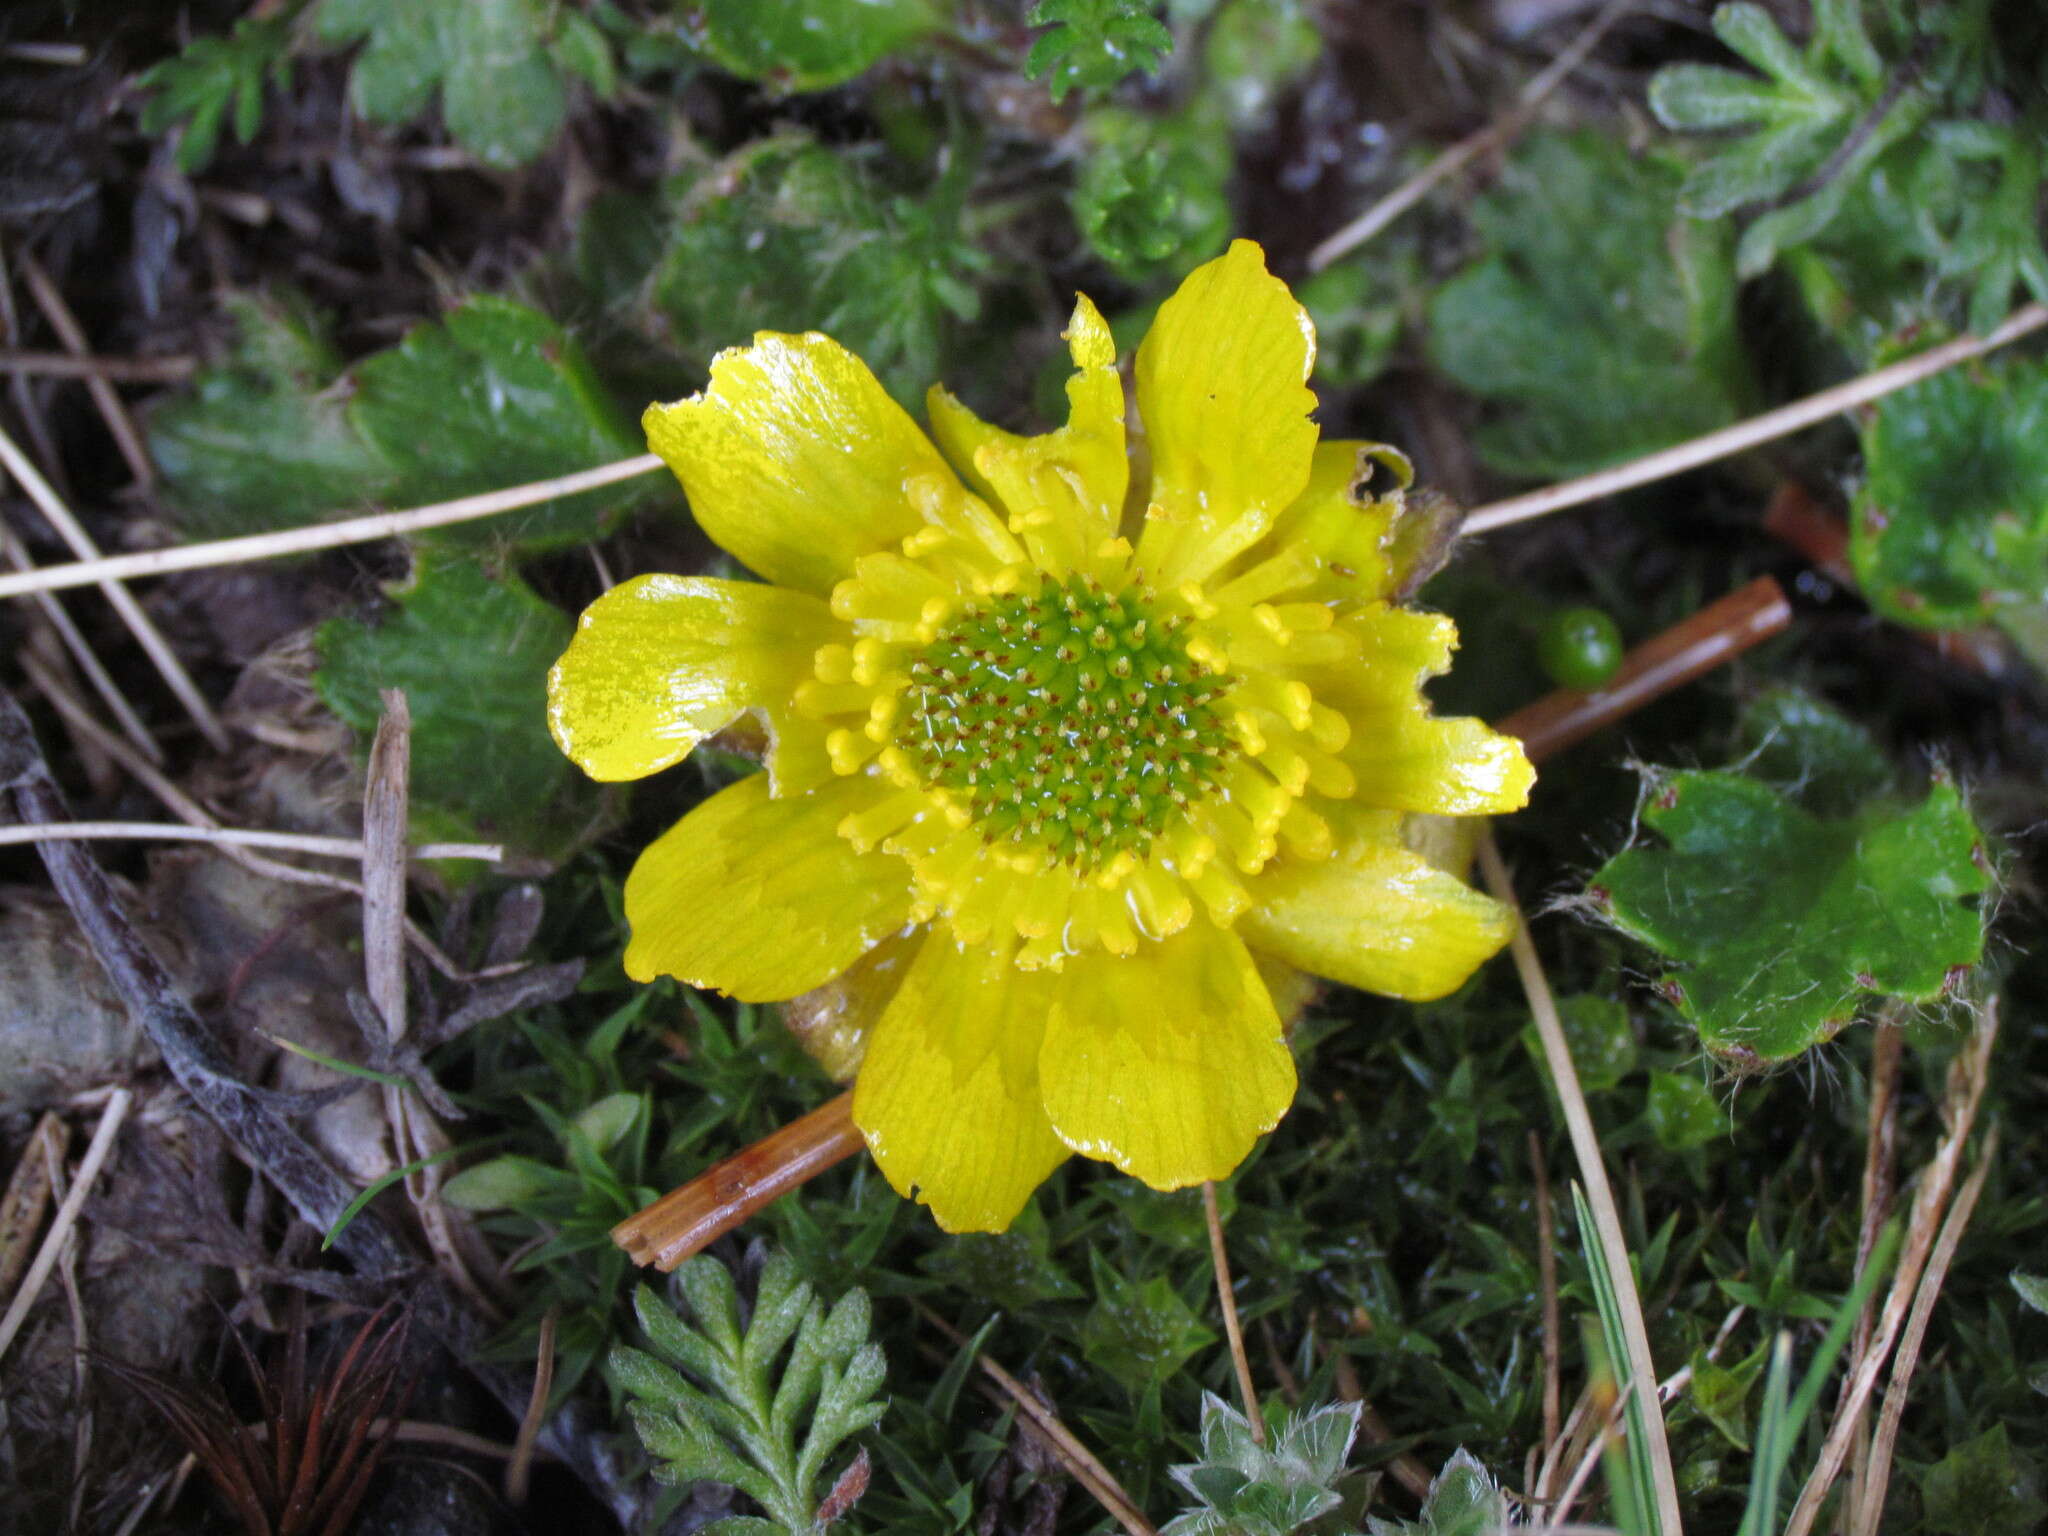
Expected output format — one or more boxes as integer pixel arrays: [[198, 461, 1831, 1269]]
[[548, 240, 1533, 1233]]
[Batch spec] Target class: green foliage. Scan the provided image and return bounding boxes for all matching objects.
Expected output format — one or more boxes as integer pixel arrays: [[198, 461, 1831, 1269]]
[[1736, 686, 1891, 817], [314, 557, 586, 852], [1294, 252, 1412, 390], [613, 1255, 887, 1533], [1917, 1424, 2047, 1536], [1426, 130, 1748, 478], [1526, 993, 1639, 1094], [1851, 352, 2048, 672], [651, 140, 985, 405], [1363, 1448, 1504, 1536], [348, 297, 647, 551], [1161, 1393, 1363, 1536], [1026, 0, 1174, 103], [1535, 606, 1624, 691], [687, 0, 938, 92], [1591, 769, 1990, 1067], [137, 16, 293, 174], [149, 293, 397, 540], [313, 0, 614, 168], [1646, 1071, 1723, 1152], [1074, 109, 1230, 281], [1079, 1249, 1216, 1391]]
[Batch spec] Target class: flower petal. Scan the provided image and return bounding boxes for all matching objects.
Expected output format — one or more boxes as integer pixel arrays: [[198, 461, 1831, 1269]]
[[624, 773, 911, 1001], [644, 332, 965, 596], [1134, 240, 1320, 588], [1259, 440, 1408, 602], [853, 932, 1069, 1233], [926, 294, 1127, 571], [1240, 809, 1514, 1001], [1311, 605, 1535, 815], [547, 574, 837, 786], [1038, 922, 1295, 1189]]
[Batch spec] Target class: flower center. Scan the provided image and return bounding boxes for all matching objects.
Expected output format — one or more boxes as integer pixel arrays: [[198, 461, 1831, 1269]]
[[901, 578, 1232, 868]]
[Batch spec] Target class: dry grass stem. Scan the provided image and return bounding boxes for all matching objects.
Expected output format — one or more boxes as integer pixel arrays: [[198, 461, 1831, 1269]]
[[0, 349, 195, 381], [1203, 1179, 1265, 1445], [0, 818, 501, 860], [1545, 1379, 1636, 1528], [1530, 1129, 1563, 1482], [1308, 0, 1634, 269], [1464, 304, 2048, 535], [0, 1087, 133, 1369], [22, 255, 157, 489], [1478, 833, 1684, 1535], [0, 453, 664, 600], [506, 1305, 559, 1504], [1782, 999, 2001, 1536], [1850, 1127, 1999, 1536], [1841, 1019, 1906, 1527], [0, 1112, 66, 1299]]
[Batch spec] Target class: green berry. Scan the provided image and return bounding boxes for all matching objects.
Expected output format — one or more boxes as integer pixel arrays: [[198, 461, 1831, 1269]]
[[1537, 606, 1624, 691]]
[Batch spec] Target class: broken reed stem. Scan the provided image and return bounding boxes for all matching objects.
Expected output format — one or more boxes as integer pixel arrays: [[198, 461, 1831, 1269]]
[[1308, 0, 1634, 270], [0, 453, 664, 600], [1781, 1000, 2001, 1536], [609, 574, 1793, 1271], [1850, 1128, 1999, 1536], [0, 819, 501, 861], [1203, 1180, 1264, 1445], [1463, 303, 2048, 535], [0, 422, 230, 751], [0, 1087, 132, 1370], [1477, 833, 1683, 1536]]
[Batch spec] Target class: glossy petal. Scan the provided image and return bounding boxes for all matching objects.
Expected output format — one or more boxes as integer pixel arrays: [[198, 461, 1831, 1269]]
[[547, 574, 836, 785], [1135, 240, 1320, 588], [1039, 922, 1295, 1189], [644, 332, 964, 596], [853, 932, 1070, 1233], [927, 294, 1127, 567], [1259, 440, 1408, 603], [1240, 809, 1514, 1001], [1312, 606, 1535, 815], [624, 774, 911, 1001]]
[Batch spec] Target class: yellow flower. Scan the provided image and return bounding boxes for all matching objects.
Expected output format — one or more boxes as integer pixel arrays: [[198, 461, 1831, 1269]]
[[548, 241, 1533, 1233]]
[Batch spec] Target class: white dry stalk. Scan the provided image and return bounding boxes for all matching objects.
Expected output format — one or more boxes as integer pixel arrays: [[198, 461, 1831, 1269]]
[[1465, 305, 2048, 535], [0, 454, 664, 600], [0, 1087, 133, 1369], [1479, 831, 1684, 1536], [1308, 0, 1636, 270], [0, 819, 500, 861], [0, 421, 231, 751]]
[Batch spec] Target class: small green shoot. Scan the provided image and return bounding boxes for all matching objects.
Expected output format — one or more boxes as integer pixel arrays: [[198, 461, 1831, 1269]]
[[1162, 1392, 1363, 1535], [1026, 0, 1175, 104]]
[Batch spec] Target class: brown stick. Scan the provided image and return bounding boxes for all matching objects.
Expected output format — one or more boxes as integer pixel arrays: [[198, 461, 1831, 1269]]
[[610, 576, 1795, 1271], [611, 1093, 865, 1271], [1203, 1180, 1264, 1444], [1498, 575, 1791, 760], [1529, 1130, 1563, 1490], [0, 350, 195, 382]]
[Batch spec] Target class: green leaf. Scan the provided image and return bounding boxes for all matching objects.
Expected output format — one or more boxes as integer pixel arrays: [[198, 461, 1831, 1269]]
[[1646, 1071, 1723, 1152], [1079, 1250, 1216, 1391], [1366, 1447, 1504, 1535], [314, 557, 586, 853], [1523, 993, 1638, 1094], [137, 16, 293, 174], [1851, 352, 2048, 650], [1590, 770, 1990, 1067], [1425, 130, 1748, 479], [1026, 0, 1174, 103], [149, 293, 398, 540], [349, 297, 649, 552], [1074, 107, 1231, 281], [1919, 1425, 2048, 1536], [2014, 1272, 2048, 1316], [439, 1154, 575, 1211], [1736, 687, 1892, 817], [314, 0, 606, 167], [689, 0, 938, 92], [1164, 1394, 1359, 1536], [1689, 1341, 1767, 1451]]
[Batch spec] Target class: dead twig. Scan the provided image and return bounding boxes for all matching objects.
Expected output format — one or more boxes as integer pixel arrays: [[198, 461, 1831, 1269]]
[[0, 818, 501, 860], [21, 255, 157, 490], [1530, 1130, 1562, 1491], [0, 350, 196, 382], [506, 1305, 559, 1504], [0, 1112, 67, 1299], [0, 1087, 132, 1369], [1840, 1018, 1906, 1528]]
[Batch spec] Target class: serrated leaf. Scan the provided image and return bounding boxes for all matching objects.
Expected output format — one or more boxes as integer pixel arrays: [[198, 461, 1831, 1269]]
[[137, 16, 293, 174], [1591, 771, 1990, 1066], [348, 296, 648, 552], [1026, 0, 1174, 103], [1426, 130, 1747, 479], [314, 558, 585, 853], [150, 293, 398, 540], [611, 1346, 699, 1412], [689, 0, 937, 91], [314, 0, 600, 167]]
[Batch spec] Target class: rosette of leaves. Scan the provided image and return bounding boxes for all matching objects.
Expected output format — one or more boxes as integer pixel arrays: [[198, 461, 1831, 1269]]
[[1162, 1393, 1364, 1535], [1647, 1, 1934, 278], [1849, 351, 2048, 673], [1426, 130, 1748, 478], [612, 1255, 887, 1534]]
